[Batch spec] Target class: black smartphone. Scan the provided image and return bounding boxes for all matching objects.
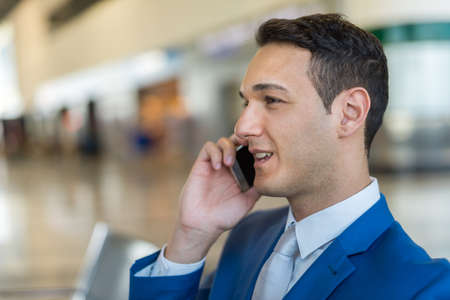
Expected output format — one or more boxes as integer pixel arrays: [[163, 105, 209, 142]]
[[230, 145, 255, 192]]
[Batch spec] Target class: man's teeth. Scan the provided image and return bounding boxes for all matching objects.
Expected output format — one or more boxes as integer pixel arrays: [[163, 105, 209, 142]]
[[255, 152, 273, 159]]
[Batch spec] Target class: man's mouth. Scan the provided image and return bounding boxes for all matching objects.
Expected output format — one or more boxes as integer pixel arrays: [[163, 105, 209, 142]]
[[254, 152, 273, 165]]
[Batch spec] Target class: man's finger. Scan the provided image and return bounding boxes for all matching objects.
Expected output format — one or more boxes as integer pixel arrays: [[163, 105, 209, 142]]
[[217, 137, 236, 167], [198, 141, 223, 170], [230, 134, 248, 147]]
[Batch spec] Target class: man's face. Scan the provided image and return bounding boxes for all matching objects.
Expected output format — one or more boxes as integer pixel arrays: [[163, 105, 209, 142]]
[[236, 43, 338, 198]]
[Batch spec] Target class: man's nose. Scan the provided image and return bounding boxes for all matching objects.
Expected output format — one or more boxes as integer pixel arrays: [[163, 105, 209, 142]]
[[234, 104, 264, 139]]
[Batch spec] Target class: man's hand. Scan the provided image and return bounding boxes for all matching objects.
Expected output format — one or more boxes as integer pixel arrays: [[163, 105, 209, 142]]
[[165, 135, 260, 263]]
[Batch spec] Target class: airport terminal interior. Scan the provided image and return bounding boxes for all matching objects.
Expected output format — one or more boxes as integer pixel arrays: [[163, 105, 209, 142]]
[[0, 0, 449, 299]]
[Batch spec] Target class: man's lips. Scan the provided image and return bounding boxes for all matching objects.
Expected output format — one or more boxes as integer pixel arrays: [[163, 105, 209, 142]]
[[249, 148, 274, 165]]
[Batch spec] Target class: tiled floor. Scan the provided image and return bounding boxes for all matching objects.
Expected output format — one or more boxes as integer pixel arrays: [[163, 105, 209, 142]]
[[0, 154, 449, 299]]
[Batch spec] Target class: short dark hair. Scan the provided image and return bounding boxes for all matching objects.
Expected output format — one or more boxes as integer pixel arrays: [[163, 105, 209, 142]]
[[256, 13, 388, 155]]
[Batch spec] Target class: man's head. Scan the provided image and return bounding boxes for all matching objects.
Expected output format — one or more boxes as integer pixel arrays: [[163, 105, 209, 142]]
[[235, 14, 388, 199], [255, 13, 388, 154]]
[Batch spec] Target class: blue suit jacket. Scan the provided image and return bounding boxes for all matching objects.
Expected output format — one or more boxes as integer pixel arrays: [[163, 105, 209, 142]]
[[129, 195, 450, 299]]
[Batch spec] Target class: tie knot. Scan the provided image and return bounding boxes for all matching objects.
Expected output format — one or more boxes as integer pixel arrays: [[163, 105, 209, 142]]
[[274, 224, 298, 257]]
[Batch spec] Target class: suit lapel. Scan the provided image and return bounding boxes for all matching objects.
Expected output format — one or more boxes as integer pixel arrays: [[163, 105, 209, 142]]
[[235, 215, 286, 300], [284, 240, 355, 300], [284, 195, 394, 300]]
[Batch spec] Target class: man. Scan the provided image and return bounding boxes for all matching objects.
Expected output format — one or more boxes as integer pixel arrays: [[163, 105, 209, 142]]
[[129, 14, 450, 299]]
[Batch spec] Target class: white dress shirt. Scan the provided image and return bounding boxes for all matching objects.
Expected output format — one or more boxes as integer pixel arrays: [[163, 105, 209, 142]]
[[135, 177, 381, 294], [135, 244, 206, 277]]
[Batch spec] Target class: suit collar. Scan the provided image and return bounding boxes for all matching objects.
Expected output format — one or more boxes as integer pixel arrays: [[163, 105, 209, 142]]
[[284, 194, 394, 300], [286, 177, 380, 259], [336, 193, 394, 256]]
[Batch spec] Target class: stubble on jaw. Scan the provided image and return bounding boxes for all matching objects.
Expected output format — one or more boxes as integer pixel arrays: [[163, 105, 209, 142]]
[[254, 126, 340, 221]]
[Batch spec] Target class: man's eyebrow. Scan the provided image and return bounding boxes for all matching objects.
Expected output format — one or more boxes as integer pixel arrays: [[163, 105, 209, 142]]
[[239, 83, 288, 99], [252, 83, 288, 92]]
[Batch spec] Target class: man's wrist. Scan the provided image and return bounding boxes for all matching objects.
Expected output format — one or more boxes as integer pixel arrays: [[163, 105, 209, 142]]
[[165, 225, 221, 264]]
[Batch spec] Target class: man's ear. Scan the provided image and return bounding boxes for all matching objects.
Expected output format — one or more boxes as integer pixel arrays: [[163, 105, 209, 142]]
[[333, 87, 371, 138]]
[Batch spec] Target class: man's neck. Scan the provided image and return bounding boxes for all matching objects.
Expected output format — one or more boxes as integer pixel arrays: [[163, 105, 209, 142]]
[[287, 167, 371, 222]]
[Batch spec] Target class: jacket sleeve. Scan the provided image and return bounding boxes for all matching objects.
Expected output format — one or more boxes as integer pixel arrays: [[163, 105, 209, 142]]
[[129, 251, 205, 300]]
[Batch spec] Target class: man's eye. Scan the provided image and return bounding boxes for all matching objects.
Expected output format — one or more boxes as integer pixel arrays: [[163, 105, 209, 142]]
[[264, 96, 282, 104], [242, 101, 249, 107]]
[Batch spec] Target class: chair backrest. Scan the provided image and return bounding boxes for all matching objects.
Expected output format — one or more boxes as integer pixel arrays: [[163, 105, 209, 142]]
[[73, 223, 157, 300]]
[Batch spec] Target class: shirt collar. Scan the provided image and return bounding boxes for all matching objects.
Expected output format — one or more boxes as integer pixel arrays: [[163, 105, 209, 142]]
[[286, 177, 380, 259]]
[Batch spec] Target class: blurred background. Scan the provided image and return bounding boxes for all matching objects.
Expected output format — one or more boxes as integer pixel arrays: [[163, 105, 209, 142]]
[[0, 0, 449, 299]]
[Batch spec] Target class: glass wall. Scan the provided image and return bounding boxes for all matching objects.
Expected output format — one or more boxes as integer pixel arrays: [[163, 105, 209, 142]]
[[370, 23, 450, 171]]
